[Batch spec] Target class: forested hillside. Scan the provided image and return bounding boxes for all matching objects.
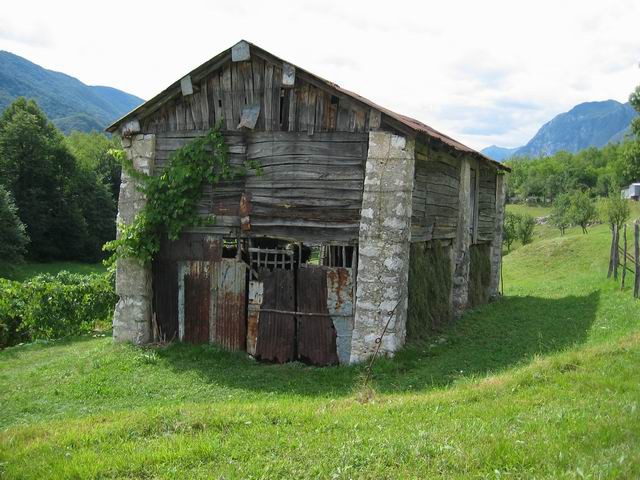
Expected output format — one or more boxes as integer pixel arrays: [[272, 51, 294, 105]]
[[0, 51, 143, 133]]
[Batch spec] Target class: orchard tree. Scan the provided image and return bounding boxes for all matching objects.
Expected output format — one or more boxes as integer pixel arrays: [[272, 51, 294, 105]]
[[598, 193, 630, 233], [550, 193, 571, 235], [568, 190, 597, 234]]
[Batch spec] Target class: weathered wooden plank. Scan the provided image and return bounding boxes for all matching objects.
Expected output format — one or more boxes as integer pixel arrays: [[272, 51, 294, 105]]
[[271, 66, 283, 131], [246, 140, 365, 159], [307, 85, 317, 135], [221, 64, 234, 130], [297, 83, 309, 132]]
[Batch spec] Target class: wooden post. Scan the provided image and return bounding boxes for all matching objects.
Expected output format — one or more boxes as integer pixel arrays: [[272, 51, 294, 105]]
[[607, 226, 616, 279], [635, 222, 640, 299], [621, 224, 627, 290], [613, 225, 619, 281]]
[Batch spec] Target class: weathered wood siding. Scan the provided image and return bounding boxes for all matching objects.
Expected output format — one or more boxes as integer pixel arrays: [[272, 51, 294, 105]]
[[141, 53, 371, 135], [411, 142, 461, 242], [477, 165, 497, 242], [154, 131, 367, 243]]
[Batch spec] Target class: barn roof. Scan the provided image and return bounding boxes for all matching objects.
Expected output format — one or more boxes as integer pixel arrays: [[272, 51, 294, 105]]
[[107, 40, 509, 171]]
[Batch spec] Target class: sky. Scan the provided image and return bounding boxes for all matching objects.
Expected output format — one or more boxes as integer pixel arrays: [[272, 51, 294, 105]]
[[1, 0, 639, 150]]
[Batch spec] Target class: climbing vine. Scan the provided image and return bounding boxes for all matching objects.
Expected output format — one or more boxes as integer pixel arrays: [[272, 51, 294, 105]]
[[104, 125, 260, 264]]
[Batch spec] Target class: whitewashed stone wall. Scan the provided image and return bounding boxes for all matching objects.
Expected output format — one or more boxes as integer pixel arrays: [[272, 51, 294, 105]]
[[489, 174, 506, 297], [350, 131, 415, 363], [112, 134, 155, 344], [451, 157, 472, 317]]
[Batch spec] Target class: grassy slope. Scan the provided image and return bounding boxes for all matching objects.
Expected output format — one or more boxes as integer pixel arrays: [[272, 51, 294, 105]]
[[1, 212, 639, 478]]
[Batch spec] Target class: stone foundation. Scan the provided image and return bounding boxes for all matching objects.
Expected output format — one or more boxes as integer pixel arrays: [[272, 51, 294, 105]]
[[350, 131, 415, 363], [112, 134, 155, 344]]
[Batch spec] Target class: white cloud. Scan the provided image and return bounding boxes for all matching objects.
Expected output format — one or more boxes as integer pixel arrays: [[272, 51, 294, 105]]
[[0, 0, 638, 150]]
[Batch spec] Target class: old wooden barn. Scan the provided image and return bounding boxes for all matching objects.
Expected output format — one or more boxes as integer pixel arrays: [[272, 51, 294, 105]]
[[108, 40, 509, 365]]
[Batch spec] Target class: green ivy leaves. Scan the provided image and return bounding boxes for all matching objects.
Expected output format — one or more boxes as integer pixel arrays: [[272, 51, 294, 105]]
[[104, 126, 260, 264]]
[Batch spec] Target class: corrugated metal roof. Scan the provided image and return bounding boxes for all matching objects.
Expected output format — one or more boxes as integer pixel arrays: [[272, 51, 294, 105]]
[[107, 40, 509, 171]]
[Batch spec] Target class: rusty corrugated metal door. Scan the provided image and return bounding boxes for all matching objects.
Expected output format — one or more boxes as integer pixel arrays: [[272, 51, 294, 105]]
[[211, 259, 248, 351], [297, 267, 339, 366], [255, 269, 295, 363], [183, 261, 210, 343], [152, 259, 179, 341]]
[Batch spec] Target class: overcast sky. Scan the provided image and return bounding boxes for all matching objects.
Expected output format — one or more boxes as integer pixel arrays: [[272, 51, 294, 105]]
[[1, 0, 639, 149]]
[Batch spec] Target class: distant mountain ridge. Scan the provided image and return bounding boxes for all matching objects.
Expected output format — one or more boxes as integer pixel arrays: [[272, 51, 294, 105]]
[[482, 100, 638, 161], [0, 51, 143, 133]]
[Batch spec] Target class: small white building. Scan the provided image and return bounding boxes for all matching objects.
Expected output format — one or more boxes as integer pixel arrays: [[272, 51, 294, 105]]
[[622, 183, 640, 201]]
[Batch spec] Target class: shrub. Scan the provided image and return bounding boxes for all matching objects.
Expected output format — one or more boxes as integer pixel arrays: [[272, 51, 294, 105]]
[[503, 212, 536, 249], [503, 211, 519, 251], [0, 271, 116, 348], [516, 214, 536, 245]]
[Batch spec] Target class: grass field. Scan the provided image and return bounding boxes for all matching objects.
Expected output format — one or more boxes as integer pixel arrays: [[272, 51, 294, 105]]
[[1, 208, 639, 478], [3, 261, 106, 281]]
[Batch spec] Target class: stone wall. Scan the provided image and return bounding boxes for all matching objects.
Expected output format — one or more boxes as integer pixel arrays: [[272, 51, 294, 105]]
[[112, 134, 155, 344], [350, 131, 415, 363], [451, 157, 472, 317], [489, 173, 506, 297]]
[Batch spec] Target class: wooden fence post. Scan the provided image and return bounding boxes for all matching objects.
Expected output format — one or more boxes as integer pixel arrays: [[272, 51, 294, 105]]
[[635, 222, 639, 299], [613, 224, 619, 281], [621, 224, 627, 290], [608, 226, 616, 279]]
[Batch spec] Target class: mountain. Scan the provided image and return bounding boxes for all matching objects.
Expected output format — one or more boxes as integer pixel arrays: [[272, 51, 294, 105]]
[[0, 51, 143, 133], [481, 100, 638, 161], [480, 145, 520, 162]]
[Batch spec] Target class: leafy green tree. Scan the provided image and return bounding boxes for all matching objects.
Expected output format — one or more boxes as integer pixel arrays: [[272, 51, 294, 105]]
[[598, 193, 630, 233], [516, 214, 536, 245], [503, 211, 519, 251], [568, 190, 597, 234], [0, 98, 116, 261], [550, 193, 571, 235], [65, 132, 122, 202], [0, 185, 29, 276]]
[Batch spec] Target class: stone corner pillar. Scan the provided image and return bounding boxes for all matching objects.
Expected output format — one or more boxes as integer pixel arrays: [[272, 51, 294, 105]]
[[349, 131, 415, 364], [489, 173, 506, 298], [112, 133, 155, 345], [452, 157, 471, 317]]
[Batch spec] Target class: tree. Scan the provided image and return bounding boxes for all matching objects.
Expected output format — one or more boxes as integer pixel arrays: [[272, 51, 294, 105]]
[[0, 185, 29, 277], [516, 214, 536, 245], [568, 190, 597, 234], [598, 193, 630, 233], [503, 211, 519, 251], [550, 193, 571, 235], [65, 132, 122, 202], [0, 98, 116, 261]]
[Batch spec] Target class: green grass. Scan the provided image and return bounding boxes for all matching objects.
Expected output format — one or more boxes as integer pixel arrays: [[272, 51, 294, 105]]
[[1, 210, 639, 478], [506, 203, 552, 218], [3, 261, 106, 281]]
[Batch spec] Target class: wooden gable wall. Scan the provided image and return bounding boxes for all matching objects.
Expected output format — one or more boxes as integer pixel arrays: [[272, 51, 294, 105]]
[[140, 52, 372, 135]]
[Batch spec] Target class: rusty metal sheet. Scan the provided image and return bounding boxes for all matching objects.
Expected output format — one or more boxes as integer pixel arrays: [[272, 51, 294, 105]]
[[255, 269, 295, 363], [246, 280, 263, 355], [210, 259, 247, 351], [152, 259, 179, 341], [182, 261, 210, 343], [326, 267, 354, 364], [297, 267, 338, 366]]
